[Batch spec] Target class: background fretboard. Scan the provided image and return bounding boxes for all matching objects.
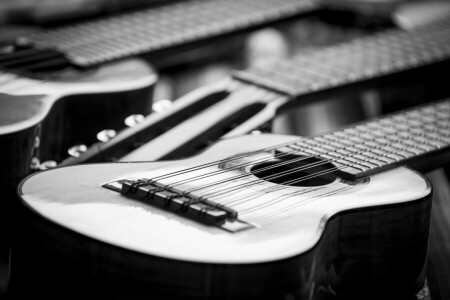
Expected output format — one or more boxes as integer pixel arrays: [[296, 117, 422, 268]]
[[281, 99, 450, 180], [233, 18, 450, 98], [27, 0, 315, 67]]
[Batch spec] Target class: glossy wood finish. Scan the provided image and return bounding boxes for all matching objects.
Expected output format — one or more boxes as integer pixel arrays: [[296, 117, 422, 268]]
[[426, 169, 450, 300], [120, 82, 286, 161], [0, 58, 156, 198], [60, 80, 233, 165], [0, 59, 156, 136], [16, 134, 432, 299]]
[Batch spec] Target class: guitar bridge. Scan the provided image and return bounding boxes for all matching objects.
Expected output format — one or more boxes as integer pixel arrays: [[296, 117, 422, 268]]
[[102, 179, 254, 232]]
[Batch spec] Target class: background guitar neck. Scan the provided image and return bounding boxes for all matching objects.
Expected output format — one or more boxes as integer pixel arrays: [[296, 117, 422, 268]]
[[69, 17, 450, 164], [25, 0, 316, 69], [233, 17, 450, 101]]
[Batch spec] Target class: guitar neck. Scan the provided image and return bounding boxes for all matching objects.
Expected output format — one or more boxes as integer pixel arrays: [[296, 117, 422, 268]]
[[27, 0, 316, 68], [233, 17, 450, 98], [63, 17, 450, 166], [280, 99, 450, 180]]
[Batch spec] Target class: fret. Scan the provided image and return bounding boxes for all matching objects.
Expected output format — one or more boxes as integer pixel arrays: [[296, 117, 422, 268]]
[[283, 99, 450, 179], [26, 0, 315, 67], [233, 18, 450, 97]]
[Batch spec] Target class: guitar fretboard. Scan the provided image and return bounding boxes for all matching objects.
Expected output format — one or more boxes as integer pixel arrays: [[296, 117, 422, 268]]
[[281, 99, 450, 179], [27, 0, 315, 67], [233, 18, 450, 98]]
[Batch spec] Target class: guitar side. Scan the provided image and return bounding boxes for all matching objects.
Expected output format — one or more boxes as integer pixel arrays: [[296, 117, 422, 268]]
[[16, 134, 432, 299], [0, 58, 157, 199]]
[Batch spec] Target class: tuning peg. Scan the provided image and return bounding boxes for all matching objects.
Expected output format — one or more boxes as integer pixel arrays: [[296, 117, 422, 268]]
[[13, 36, 34, 50], [39, 160, 57, 171], [0, 45, 14, 54], [68, 144, 87, 157], [34, 136, 40, 148], [30, 157, 40, 170], [152, 99, 172, 113], [96, 129, 117, 142], [124, 114, 145, 127]]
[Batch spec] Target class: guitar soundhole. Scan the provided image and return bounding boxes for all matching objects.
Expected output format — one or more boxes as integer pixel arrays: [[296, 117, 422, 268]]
[[250, 157, 337, 187]]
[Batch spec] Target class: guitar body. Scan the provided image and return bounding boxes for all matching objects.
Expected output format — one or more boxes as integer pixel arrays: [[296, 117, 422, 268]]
[[16, 134, 432, 299], [0, 58, 157, 200]]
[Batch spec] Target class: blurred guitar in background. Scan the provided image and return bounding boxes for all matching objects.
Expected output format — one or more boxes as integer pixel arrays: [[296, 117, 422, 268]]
[[0, 1, 318, 296], [0, 0, 318, 200], [61, 16, 450, 165]]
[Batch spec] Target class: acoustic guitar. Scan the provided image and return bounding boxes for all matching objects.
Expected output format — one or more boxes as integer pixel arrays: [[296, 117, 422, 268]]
[[0, 0, 316, 197], [0, 57, 156, 193], [61, 16, 450, 168], [16, 99, 450, 299]]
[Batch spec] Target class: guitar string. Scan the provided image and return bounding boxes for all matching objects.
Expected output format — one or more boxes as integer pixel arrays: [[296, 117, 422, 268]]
[[176, 152, 313, 196], [141, 139, 352, 209], [148, 97, 448, 188], [156, 130, 392, 200], [0, 49, 62, 69], [202, 114, 450, 206], [20, 57, 70, 72], [175, 118, 402, 197], [246, 184, 356, 219], [187, 160, 333, 208], [189, 158, 331, 198], [216, 165, 344, 207], [195, 122, 448, 202], [209, 166, 352, 219], [244, 178, 355, 217], [8, 16, 447, 168], [135, 22, 448, 181], [202, 163, 342, 205], [10, 15, 442, 176], [228, 184, 331, 214], [150, 137, 308, 181], [0, 48, 44, 62], [144, 29, 432, 180], [165, 146, 312, 191], [169, 105, 449, 201]]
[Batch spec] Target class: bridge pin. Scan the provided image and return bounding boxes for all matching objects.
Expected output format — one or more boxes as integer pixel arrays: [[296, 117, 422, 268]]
[[124, 114, 145, 127], [96, 129, 117, 142], [30, 157, 40, 170], [34, 136, 40, 148], [13, 37, 34, 50], [0, 45, 14, 54], [39, 160, 57, 171], [152, 99, 172, 113], [68, 144, 87, 157]]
